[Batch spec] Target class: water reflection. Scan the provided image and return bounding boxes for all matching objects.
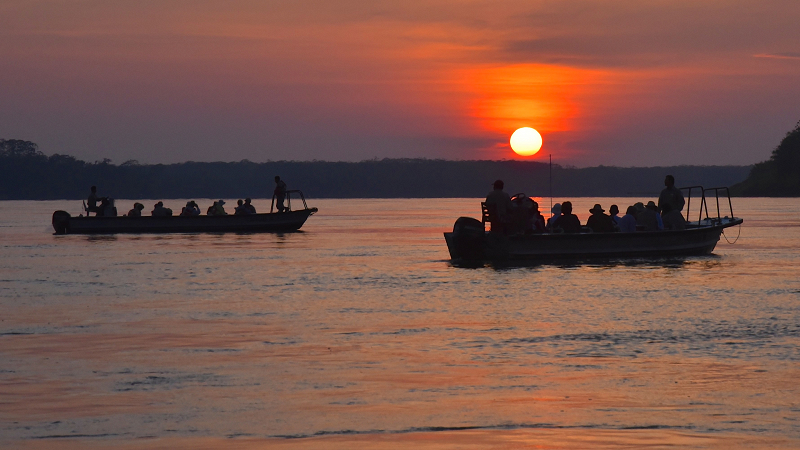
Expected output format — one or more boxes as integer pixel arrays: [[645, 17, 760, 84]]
[[454, 255, 723, 271]]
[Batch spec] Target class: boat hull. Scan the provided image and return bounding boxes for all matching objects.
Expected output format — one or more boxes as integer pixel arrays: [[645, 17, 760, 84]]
[[53, 208, 317, 235], [444, 218, 743, 261]]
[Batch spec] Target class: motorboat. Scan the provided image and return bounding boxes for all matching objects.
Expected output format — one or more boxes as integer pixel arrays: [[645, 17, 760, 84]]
[[53, 190, 317, 235], [444, 186, 743, 262]]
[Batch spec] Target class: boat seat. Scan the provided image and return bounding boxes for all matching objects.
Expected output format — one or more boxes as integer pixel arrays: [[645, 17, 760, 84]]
[[481, 202, 498, 224]]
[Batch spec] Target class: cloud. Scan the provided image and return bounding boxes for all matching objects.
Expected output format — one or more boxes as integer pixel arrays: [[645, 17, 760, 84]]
[[754, 52, 800, 61]]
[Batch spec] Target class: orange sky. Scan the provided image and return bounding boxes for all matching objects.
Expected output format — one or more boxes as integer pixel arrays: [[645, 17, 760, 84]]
[[1, 1, 799, 165]]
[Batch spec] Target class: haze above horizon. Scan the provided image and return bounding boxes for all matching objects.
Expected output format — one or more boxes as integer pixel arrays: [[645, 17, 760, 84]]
[[1, 1, 799, 167]]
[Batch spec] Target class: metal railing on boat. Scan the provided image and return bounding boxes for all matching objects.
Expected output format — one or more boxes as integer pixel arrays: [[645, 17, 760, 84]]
[[680, 185, 735, 225], [270, 189, 312, 213]]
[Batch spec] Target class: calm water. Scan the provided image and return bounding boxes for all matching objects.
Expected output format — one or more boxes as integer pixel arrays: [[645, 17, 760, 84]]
[[1, 198, 799, 449]]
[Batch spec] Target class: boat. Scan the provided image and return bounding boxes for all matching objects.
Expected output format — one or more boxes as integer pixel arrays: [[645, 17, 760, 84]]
[[52, 190, 318, 235], [444, 186, 743, 262]]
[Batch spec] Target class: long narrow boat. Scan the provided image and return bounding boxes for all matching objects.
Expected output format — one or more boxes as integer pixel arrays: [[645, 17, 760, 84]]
[[52, 191, 317, 235], [444, 186, 743, 262]]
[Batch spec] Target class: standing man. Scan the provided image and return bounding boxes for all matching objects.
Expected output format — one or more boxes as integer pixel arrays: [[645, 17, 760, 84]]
[[658, 175, 685, 214], [274, 176, 288, 212], [484, 179, 512, 233]]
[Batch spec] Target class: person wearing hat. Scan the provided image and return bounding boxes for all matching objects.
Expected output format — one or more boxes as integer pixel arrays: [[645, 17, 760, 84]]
[[484, 179, 512, 232], [635, 201, 660, 231], [546, 203, 562, 232], [212, 199, 227, 216], [585, 203, 615, 233]]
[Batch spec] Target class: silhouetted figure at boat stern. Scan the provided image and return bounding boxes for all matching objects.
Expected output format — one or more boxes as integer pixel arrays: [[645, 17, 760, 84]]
[[483, 179, 512, 233], [274, 176, 288, 213], [86, 186, 107, 216]]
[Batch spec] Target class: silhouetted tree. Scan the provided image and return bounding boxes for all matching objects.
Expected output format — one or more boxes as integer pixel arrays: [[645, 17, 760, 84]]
[[732, 121, 800, 196]]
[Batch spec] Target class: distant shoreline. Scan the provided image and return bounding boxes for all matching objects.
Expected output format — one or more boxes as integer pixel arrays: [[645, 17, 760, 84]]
[[0, 152, 754, 200]]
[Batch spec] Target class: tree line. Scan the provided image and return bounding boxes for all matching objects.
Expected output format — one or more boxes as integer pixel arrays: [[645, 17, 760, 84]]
[[1, 139, 751, 200]]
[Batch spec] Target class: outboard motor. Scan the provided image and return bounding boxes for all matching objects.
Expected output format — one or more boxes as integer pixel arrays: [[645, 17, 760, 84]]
[[452, 216, 485, 260], [52, 211, 71, 234]]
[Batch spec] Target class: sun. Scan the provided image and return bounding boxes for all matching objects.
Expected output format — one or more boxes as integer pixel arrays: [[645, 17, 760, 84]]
[[510, 127, 543, 156]]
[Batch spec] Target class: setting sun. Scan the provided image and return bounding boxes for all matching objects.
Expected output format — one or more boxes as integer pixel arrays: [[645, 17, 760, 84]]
[[510, 127, 543, 156]]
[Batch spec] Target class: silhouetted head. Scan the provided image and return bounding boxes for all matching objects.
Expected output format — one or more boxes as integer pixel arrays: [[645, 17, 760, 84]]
[[531, 200, 539, 212], [610, 204, 619, 215], [493, 180, 504, 190], [626, 205, 637, 215], [646, 201, 658, 211], [561, 201, 573, 215], [91, 186, 97, 193], [275, 176, 281, 182], [551, 203, 561, 215], [245, 198, 252, 204], [589, 204, 604, 215], [134, 202, 144, 210], [665, 175, 675, 187], [237, 199, 243, 206], [155, 201, 163, 207]]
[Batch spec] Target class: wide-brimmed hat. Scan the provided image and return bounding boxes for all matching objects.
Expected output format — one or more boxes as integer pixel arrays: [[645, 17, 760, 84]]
[[589, 204, 605, 214], [218, 199, 225, 205]]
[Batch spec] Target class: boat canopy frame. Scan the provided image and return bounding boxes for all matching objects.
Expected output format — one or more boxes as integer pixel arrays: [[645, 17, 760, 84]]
[[270, 189, 312, 213], [680, 185, 735, 225]]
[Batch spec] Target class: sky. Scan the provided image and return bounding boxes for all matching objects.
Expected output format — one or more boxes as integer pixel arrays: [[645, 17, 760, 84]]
[[1, 0, 799, 166]]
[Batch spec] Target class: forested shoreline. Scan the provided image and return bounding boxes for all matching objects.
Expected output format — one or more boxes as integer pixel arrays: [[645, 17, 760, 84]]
[[1, 139, 752, 200]]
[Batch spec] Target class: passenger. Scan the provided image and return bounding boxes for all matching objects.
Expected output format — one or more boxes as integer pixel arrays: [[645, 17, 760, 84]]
[[484, 180, 512, 233], [127, 202, 144, 217], [546, 203, 562, 232], [100, 197, 117, 217], [274, 176, 288, 213], [86, 186, 106, 216], [530, 200, 546, 233], [585, 204, 615, 233], [646, 201, 664, 230], [152, 201, 173, 217], [635, 201, 659, 231], [609, 205, 621, 226], [234, 199, 248, 215], [510, 193, 534, 234], [209, 199, 227, 216], [181, 201, 201, 216], [244, 198, 256, 214], [658, 175, 685, 215], [618, 206, 638, 232], [662, 209, 687, 230], [551, 201, 581, 233]]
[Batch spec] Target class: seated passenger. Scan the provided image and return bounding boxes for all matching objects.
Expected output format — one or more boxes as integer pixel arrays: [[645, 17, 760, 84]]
[[609, 205, 621, 226], [100, 198, 117, 217], [635, 202, 659, 231], [546, 203, 562, 232], [618, 206, 637, 232], [646, 201, 664, 230], [530, 201, 546, 233], [127, 202, 144, 217], [234, 199, 248, 215], [244, 198, 256, 214], [208, 200, 227, 216], [585, 204, 615, 232], [181, 201, 201, 216], [151, 201, 173, 217], [551, 201, 581, 233]]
